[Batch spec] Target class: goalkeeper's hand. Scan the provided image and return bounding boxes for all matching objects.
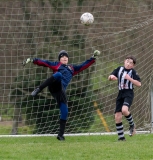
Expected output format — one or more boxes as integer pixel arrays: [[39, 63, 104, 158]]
[[92, 50, 101, 59], [22, 58, 33, 66]]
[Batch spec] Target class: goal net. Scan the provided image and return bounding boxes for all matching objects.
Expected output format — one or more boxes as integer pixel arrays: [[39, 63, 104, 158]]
[[0, 0, 153, 136]]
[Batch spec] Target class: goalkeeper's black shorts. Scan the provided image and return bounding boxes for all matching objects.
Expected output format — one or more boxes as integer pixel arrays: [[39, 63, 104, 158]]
[[48, 80, 67, 106]]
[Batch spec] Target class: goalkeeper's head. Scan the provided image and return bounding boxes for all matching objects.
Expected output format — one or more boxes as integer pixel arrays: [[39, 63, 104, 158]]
[[58, 50, 69, 60]]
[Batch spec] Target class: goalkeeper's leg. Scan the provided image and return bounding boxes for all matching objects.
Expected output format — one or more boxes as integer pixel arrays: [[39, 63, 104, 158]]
[[50, 87, 68, 141], [57, 119, 67, 141], [57, 103, 68, 141], [51, 90, 68, 141], [31, 72, 62, 97]]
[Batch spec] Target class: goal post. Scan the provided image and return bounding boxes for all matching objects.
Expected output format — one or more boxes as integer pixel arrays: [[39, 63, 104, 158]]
[[0, 0, 153, 136], [151, 82, 153, 132]]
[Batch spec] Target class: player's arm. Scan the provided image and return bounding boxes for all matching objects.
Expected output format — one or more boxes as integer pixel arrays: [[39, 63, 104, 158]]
[[124, 72, 141, 87], [73, 50, 100, 75], [33, 58, 58, 68], [22, 58, 59, 69], [108, 67, 119, 81], [108, 75, 117, 81]]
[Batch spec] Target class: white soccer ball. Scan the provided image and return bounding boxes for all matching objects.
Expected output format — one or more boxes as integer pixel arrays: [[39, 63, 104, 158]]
[[80, 12, 94, 26]]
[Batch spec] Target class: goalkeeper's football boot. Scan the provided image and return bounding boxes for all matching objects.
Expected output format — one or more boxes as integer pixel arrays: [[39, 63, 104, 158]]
[[129, 124, 136, 136], [31, 88, 41, 97], [57, 135, 65, 141], [118, 137, 126, 141]]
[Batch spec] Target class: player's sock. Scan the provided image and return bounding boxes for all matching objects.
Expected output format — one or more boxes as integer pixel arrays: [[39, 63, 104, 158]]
[[116, 122, 125, 140], [57, 119, 66, 141], [125, 113, 134, 127], [125, 113, 136, 136], [58, 119, 66, 136]]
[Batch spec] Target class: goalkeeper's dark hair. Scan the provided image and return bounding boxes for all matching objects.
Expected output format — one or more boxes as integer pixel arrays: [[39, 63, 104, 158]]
[[125, 55, 136, 64]]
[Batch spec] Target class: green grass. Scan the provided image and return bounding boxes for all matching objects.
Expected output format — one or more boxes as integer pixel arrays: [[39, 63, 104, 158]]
[[0, 134, 153, 160]]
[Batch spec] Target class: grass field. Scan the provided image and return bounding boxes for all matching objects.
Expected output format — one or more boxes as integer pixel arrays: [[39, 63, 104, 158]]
[[0, 134, 153, 160]]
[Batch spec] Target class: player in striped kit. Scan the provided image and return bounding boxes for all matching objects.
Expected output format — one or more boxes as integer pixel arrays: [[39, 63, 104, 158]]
[[108, 56, 141, 141]]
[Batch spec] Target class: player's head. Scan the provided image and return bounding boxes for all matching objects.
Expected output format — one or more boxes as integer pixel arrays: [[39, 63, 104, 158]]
[[124, 55, 136, 69], [58, 50, 69, 64]]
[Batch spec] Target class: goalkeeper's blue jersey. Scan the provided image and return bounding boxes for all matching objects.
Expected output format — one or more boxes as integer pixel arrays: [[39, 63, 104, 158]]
[[33, 57, 95, 90]]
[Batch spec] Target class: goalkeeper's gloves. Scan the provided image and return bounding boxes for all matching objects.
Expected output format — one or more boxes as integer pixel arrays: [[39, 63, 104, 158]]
[[22, 58, 33, 66], [92, 50, 101, 59]]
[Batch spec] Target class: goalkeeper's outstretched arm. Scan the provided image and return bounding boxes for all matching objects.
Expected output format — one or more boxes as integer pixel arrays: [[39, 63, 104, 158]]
[[73, 50, 100, 75]]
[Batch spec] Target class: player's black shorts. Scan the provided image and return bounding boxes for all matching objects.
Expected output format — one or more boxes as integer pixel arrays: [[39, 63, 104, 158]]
[[115, 89, 134, 113], [48, 79, 67, 106]]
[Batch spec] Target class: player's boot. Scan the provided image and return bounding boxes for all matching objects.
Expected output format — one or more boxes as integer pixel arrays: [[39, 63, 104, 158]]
[[118, 137, 126, 141], [57, 135, 65, 141], [31, 88, 41, 97], [129, 124, 136, 136]]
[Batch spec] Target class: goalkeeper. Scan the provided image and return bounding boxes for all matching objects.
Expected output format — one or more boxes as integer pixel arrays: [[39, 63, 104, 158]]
[[23, 50, 100, 141]]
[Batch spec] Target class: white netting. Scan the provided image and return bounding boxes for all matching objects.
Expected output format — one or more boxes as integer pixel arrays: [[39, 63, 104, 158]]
[[0, 0, 153, 135]]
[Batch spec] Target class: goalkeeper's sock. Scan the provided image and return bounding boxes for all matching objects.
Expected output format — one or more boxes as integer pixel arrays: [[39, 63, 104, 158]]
[[57, 119, 66, 141]]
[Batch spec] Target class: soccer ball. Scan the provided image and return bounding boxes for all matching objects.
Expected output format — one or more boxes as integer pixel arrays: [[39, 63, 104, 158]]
[[80, 12, 94, 26]]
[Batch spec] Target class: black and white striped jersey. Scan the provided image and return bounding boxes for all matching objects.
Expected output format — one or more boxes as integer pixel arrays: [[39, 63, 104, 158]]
[[111, 66, 141, 90]]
